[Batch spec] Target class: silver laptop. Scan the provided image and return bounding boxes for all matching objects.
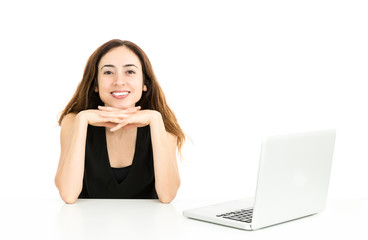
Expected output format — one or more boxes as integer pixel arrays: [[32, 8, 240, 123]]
[[183, 129, 336, 230]]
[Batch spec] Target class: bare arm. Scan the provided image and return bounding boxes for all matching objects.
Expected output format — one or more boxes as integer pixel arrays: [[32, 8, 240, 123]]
[[55, 107, 140, 204], [149, 112, 180, 203], [55, 113, 88, 204]]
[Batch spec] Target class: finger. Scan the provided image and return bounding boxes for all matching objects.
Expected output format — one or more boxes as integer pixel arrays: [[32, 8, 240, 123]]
[[98, 106, 141, 113], [100, 117, 125, 124], [99, 107, 141, 118], [92, 121, 118, 128], [110, 115, 138, 131], [122, 123, 139, 131], [99, 112, 133, 120], [104, 122, 119, 129], [126, 106, 141, 113], [98, 106, 118, 111], [110, 122, 127, 132]]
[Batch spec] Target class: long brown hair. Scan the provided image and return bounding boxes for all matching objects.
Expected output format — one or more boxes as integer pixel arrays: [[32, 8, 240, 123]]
[[59, 39, 185, 154]]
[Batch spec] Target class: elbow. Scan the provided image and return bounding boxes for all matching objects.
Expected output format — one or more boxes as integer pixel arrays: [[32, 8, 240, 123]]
[[56, 192, 78, 204], [59, 190, 79, 204], [55, 178, 80, 204], [158, 194, 176, 204], [62, 196, 78, 204], [157, 181, 180, 204]]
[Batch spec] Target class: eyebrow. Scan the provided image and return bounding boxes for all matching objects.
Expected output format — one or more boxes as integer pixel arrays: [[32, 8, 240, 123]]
[[100, 64, 139, 70]]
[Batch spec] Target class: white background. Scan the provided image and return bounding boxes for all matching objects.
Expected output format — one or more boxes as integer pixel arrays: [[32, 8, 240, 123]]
[[0, 0, 367, 202]]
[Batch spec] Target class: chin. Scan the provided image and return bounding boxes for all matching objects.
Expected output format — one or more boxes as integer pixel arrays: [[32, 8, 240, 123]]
[[107, 102, 136, 110]]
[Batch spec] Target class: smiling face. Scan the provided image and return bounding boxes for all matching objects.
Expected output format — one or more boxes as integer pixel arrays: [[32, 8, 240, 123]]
[[96, 46, 147, 109]]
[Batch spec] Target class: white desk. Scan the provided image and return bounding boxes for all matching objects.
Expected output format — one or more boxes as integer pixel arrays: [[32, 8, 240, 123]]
[[1, 198, 367, 240]]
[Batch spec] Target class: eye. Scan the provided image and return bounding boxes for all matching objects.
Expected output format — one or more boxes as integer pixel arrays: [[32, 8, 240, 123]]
[[103, 70, 114, 75], [127, 70, 135, 75]]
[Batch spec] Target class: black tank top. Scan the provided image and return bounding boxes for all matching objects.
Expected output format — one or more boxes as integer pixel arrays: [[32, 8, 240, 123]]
[[78, 125, 158, 199], [111, 166, 131, 184]]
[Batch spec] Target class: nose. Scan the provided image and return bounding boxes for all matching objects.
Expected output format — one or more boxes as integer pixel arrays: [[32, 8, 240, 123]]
[[114, 72, 126, 85]]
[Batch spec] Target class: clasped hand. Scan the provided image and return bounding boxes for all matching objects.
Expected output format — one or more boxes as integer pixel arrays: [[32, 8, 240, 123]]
[[81, 106, 156, 132]]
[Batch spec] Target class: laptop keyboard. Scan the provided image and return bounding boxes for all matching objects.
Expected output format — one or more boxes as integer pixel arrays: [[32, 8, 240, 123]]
[[216, 208, 253, 223]]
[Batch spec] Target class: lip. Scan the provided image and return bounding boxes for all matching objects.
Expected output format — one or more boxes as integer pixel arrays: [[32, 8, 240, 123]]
[[111, 90, 130, 99]]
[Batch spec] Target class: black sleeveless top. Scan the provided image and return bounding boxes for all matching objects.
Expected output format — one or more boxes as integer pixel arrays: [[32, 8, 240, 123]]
[[111, 166, 131, 184], [78, 125, 158, 199]]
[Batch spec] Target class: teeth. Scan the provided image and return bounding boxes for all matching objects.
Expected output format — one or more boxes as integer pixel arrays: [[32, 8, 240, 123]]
[[112, 92, 129, 96]]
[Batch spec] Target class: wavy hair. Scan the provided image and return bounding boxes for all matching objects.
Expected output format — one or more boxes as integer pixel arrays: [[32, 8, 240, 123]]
[[58, 39, 185, 154]]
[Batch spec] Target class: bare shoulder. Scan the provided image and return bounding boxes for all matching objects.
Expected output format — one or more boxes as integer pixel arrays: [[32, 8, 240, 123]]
[[61, 113, 77, 128], [60, 113, 78, 139], [61, 113, 77, 124]]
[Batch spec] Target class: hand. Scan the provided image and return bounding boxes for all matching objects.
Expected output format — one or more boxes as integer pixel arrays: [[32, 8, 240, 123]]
[[77, 106, 141, 129], [98, 106, 160, 132]]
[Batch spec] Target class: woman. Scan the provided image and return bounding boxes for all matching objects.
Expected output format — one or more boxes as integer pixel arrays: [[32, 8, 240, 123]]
[[55, 39, 185, 204]]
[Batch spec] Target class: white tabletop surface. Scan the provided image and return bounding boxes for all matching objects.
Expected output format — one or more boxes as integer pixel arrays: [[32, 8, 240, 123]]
[[1, 197, 367, 240]]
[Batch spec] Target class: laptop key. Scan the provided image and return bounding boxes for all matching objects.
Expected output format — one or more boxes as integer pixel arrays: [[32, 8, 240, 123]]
[[217, 208, 253, 223]]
